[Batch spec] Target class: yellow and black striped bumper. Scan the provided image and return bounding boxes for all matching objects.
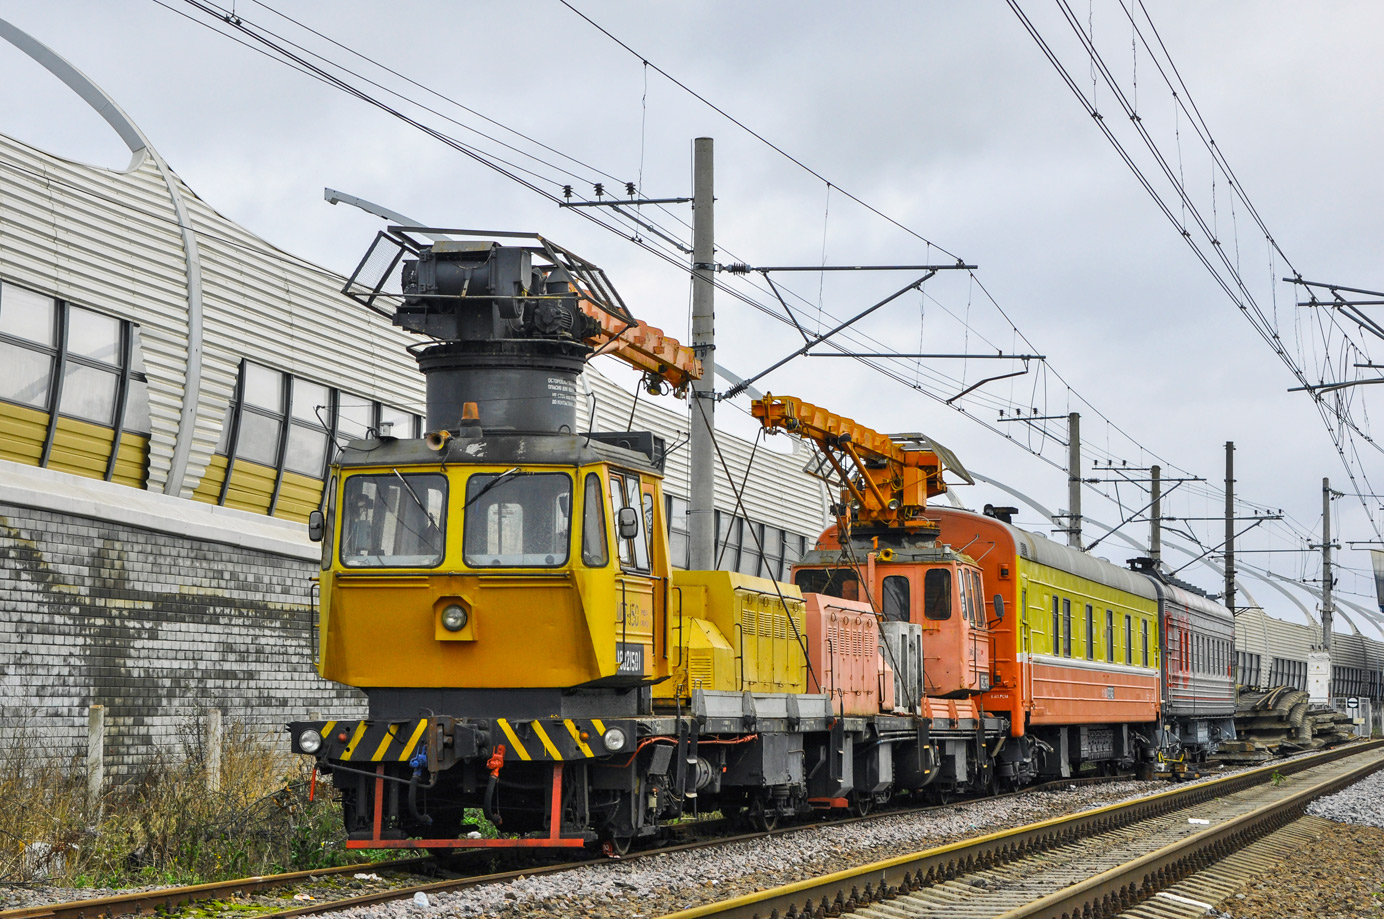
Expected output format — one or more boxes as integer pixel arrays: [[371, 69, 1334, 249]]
[[290, 718, 429, 763], [289, 716, 634, 766], [493, 717, 630, 762]]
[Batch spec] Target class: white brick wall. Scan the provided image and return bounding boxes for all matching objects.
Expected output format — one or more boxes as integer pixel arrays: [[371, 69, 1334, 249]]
[[0, 487, 365, 775]]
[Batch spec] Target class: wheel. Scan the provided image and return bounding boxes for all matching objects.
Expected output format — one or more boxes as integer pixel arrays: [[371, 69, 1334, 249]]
[[848, 791, 872, 817], [748, 799, 779, 832], [600, 834, 633, 857]]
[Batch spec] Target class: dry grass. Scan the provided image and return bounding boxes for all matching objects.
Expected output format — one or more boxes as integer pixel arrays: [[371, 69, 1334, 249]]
[[0, 713, 353, 887]]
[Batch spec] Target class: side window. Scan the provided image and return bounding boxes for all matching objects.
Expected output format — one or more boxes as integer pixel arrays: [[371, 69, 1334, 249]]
[[1141, 618, 1150, 667], [1052, 596, 1060, 654], [320, 475, 336, 571], [1062, 599, 1072, 658], [958, 571, 973, 626], [608, 475, 633, 567], [607, 471, 650, 572], [1124, 614, 1133, 665], [626, 476, 650, 570], [882, 575, 910, 622], [970, 571, 985, 627], [924, 568, 952, 620], [581, 472, 608, 567], [1105, 609, 1114, 663]]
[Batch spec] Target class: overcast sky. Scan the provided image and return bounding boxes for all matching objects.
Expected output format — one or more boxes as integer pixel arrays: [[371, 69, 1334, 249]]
[[3, 1, 1383, 632]]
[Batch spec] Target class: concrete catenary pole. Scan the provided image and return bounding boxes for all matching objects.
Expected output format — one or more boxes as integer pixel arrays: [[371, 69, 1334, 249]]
[[688, 138, 717, 570], [86, 704, 104, 813], [1224, 442, 1235, 614], [1067, 412, 1082, 549], [1150, 464, 1162, 568], [1322, 477, 1334, 651]]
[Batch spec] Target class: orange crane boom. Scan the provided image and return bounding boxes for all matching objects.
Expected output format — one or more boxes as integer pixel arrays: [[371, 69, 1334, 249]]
[[579, 299, 702, 394]]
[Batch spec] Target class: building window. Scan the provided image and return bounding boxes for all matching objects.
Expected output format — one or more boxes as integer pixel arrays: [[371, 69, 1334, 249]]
[[200, 361, 421, 521], [0, 282, 151, 485]]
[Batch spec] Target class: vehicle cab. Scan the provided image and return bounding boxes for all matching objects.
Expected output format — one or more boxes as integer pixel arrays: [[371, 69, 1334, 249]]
[[793, 542, 993, 699], [311, 431, 671, 705]]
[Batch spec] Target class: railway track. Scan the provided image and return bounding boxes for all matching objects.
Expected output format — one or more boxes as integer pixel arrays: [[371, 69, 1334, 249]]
[[0, 857, 437, 919], [0, 772, 1126, 919], [651, 740, 1384, 919]]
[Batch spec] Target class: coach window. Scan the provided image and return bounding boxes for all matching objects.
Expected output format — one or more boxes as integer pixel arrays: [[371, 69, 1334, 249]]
[[1105, 610, 1114, 663], [924, 569, 952, 620], [1124, 614, 1133, 665], [1062, 599, 1073, 657], [1141, 619, 1150, 667], [882, 575, 910, 622], [581, 473, 609, 567], [1084, 604, 1095, 660], [1051, 597, 1060, 654]]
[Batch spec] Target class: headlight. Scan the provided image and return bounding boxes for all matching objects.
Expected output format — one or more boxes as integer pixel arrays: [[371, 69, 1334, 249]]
[[602, 727, 627, 752], [298, 730, 323, 754], [441, 604, 469, 632]]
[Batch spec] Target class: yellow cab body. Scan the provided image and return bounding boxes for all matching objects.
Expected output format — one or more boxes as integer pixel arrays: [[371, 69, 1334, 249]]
[[314, 433, 671, 691]]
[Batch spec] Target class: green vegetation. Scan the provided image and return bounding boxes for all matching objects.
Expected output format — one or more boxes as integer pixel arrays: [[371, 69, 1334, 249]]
[[0, 715, 368, 887]]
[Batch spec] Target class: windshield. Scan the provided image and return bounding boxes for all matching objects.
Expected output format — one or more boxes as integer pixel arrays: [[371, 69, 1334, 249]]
[[340, 473, 446, 568], [463, 472, 572, 568]]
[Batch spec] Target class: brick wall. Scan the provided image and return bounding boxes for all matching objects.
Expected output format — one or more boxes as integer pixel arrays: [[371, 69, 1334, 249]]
[[0, 469, 366, 776]]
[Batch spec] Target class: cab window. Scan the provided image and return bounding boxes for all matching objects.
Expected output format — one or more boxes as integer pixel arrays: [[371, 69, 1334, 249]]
[[923, 568, 952, 620], [794, 567, 861, 601], [463, 471, 571, 567], [882, 575, 910, 621], [341, 473, 446, 568], [581, 472, 608, 567]]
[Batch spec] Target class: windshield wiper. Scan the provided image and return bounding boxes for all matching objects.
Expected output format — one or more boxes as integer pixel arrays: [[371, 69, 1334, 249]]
[[393, 469, 440, 531], [463, 467, 527, 510]]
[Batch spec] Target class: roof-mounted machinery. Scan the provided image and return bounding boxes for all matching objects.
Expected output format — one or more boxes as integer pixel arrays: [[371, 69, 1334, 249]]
[[343, 227, 700, 434], [752, 393, 972, 540]]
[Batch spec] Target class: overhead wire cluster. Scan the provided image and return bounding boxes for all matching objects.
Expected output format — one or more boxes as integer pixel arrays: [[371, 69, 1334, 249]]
[[150, 0, 1367, 624], [1007, 0, 1383, 544]]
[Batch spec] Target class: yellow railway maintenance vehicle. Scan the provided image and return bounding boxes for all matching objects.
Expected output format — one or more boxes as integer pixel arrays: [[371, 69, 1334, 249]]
[[287, 230, 956, 854]]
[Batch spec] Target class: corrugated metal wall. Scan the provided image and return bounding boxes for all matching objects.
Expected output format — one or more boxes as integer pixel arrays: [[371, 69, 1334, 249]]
[[0, 129, 826, 541], [584, 366, 828, 540]]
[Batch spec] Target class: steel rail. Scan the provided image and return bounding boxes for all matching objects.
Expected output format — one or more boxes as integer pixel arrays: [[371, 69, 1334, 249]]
[[996, 748, 1384, 918], [0, 857, 431, 919], [4, 772, 1127, 919], [651, 740, 1384, 919]]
